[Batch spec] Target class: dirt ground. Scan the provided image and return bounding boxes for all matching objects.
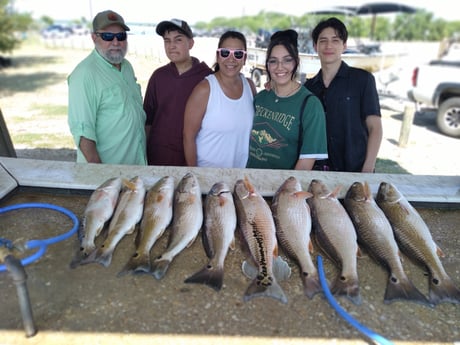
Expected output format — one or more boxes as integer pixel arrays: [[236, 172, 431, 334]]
[[0, 188, 459, 345]]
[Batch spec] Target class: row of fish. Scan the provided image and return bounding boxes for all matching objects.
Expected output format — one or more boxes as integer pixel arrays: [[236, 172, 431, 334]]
[[70, 173, 460, 306]]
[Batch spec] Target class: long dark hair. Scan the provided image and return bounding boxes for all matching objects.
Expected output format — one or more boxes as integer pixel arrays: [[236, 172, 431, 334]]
[[214, 30, 247, 72], [265, 29, 299, 81]]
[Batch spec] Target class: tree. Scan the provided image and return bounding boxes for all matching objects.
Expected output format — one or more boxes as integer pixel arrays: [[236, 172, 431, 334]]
[[0, 0, 33, 53]]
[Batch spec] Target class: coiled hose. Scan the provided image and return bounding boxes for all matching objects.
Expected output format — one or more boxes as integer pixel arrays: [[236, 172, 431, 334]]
[[0, 202, 79, 337]]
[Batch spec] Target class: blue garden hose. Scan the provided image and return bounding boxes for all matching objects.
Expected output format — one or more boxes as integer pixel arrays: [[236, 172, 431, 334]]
[[0, 202, 79, 271], [317, 255, 394, 345]]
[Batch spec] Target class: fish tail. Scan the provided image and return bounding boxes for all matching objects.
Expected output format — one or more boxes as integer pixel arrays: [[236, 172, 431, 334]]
[[184, 264, 224, 291], [428, 275, 460, 305], [117, 252, 151, 277], [384, 274, 432, 306], [151, 259, 171, 280], [272, 256, 291, 281], [77, 247, 99, 266], [243, 276, 288, 304], [69, 244, 97, 268], [93, 248, 114, 268], [301, 272, 323, 299], [331, 274, 362, 305]]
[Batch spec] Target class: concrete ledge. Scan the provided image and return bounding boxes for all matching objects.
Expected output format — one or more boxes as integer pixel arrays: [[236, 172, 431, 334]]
[[0, 157, 459, 205], [0, 160, 18, 199]]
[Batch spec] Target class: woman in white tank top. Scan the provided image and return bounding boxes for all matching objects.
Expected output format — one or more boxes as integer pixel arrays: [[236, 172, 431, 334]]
[[183, 31, 257, 168]]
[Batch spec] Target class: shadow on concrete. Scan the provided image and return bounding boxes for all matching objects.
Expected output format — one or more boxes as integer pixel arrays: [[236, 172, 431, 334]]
[[375, 157, 410, 174]]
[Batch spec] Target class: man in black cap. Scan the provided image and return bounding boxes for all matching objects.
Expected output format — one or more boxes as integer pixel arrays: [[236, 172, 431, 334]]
[[143, 19, 212, 166], [68, 10, 147, 165]]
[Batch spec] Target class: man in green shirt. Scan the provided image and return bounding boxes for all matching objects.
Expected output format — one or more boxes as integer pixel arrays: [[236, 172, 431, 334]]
[[68, 10, 146, 165]]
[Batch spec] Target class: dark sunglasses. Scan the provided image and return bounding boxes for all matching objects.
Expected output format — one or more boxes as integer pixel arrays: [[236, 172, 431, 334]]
[[96, 32, 127, 41], [216, 48, 246, 60]]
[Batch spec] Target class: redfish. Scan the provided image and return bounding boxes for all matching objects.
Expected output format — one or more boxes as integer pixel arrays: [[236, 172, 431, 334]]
[[376, 182, 460, 305], [234, 176, 291, 304], [118, 176, 175, 276], [83, 176, 145, 267], [151, 172, 203, 280], [344, 181, 430, 306], [307, 179, 361, 305], [271, 176, 321, 299], [70, 177, 122, 268], [184, 181, 236, 291]]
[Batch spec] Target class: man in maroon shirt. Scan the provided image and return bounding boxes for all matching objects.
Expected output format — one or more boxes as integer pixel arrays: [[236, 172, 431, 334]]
[[144, 19, 212, 166]]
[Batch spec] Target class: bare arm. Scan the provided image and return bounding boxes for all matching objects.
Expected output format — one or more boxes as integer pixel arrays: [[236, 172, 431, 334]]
[[362, 115, 383, 173], [79, 136, 101, 163], [183, 80, 210, 166], [294, 158, 315, 170]]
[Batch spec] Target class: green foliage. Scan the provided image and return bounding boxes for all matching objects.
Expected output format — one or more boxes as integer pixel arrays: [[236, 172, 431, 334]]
[[0, 0, 33, 53]]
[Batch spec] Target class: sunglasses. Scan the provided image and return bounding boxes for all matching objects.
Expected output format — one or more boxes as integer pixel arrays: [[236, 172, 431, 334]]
[[216, 48, 246, 60], [96, 32, 127, 42]]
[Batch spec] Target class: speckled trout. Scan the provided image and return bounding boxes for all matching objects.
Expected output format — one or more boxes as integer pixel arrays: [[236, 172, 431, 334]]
[[307, 179, 361, 305], [376, 182, 460, 305], [271, 176, 321, 299], [83, 176, 145, 267], [151, 172, 203, 280], [70, 177, 122, 268], [344, 181, 430, 306], [118, 176, 175, 276], [184, 181, 236, 291], [234, 176, 291, 304]]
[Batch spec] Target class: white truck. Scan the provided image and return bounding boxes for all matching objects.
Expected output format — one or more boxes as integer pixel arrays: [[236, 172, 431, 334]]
[[408, 44, 460, 138]]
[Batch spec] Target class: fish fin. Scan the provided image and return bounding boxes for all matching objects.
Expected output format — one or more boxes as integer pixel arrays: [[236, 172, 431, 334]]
[[77, 247, 99, 266], [363, 181, 373, 201], [243, 175, 256, 195], [301, 270, 322, 299], [117, 252, 151, 277], [329, 185, 342, 198], [436, 246, 445, 258], [243, 277, 288, 304], [242, 260, 258, 279], [273, 256, 291, 281], [273, 244, 279, 257], [151, 258, 171, 280], [69, 242, 97, 268], [184, 262, 224, 291], [93, 248, 113, 268], [293, 191, 313, 200], [428, 274, 460, 305], [356, 246, 364, 259], [384, 274, 432, 306], [398, 202, 411, 215], [229, 236, 236, 251], [331, 274, 362, 305], [122, 178, 137, 191], [308, 240, 314, 253]]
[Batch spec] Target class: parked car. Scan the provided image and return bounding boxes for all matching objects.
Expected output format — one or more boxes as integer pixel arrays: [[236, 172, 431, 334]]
[[71, 24, 90, 36], [41, 25, 72, 39]]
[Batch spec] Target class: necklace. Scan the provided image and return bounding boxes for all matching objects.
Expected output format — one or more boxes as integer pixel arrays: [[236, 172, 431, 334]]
[[274, 82, 300, 102]]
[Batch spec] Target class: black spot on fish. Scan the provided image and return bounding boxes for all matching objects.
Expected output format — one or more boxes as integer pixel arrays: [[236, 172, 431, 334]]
[[340, 276, 346, 281], [207, 264, 212, 269], [132, 253, 139, 258], [390, 276, 398, 283], [432, 278, 440, 285], [303, 272, 309, 277]]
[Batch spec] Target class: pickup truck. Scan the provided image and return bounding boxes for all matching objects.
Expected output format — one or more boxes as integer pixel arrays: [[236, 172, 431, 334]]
[[408, 55, 460, 138]]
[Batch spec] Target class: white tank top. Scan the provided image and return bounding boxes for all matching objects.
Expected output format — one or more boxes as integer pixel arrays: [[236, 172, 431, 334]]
[[196, 73, 254, 168]]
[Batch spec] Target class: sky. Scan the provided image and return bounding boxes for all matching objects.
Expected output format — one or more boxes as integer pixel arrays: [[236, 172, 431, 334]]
[[12, 0, 457, 24]]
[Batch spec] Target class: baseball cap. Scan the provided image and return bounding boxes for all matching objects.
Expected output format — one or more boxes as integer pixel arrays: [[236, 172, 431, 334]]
[[93, 10, 130, 32], [156, 19, 193, 38]]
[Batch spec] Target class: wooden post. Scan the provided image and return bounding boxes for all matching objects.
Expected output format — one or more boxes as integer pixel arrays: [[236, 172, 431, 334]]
[[0, 108, 17, 157], [398, 104, 415, 148]]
